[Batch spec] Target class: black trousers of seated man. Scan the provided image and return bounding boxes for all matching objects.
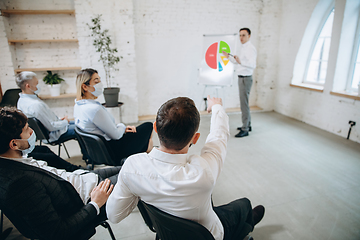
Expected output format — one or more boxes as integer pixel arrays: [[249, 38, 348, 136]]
[[29, 146, 81, 172], [213, 198, 254, 240], [88, 166, 122, 223]]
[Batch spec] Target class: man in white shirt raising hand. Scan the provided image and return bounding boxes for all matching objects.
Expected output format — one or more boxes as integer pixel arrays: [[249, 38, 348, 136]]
[[107, 96, 265, 240]]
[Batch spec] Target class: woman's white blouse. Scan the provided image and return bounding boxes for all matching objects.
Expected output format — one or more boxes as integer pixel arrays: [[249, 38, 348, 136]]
[[74, 99, 126, 141]]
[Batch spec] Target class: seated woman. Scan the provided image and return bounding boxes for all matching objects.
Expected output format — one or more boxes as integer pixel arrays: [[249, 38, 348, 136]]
[[74, 68, 153, 165]]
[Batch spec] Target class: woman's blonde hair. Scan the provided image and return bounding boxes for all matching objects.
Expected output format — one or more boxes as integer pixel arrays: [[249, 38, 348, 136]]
[[76, 68, 98, 100]]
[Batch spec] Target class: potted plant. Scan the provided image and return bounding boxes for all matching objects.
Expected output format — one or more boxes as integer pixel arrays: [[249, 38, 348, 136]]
[[87, 14, 122, 107], [43, 71, 64, 96]]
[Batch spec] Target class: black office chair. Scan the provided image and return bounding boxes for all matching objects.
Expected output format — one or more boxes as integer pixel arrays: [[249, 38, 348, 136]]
[[27, 117, 74, 158], [74, 127, 118, 169], [1, 208, 115, 240], [137, 200, 215, 240], [0, 88, 21, 108]]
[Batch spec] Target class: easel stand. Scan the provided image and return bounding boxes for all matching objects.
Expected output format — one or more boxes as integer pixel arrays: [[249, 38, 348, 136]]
[[200, 85, 228, 111]]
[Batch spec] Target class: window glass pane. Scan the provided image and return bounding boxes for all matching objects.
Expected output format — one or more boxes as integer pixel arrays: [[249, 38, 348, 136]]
[[305, 9, 334, 84], [351, 43, 360, 89]]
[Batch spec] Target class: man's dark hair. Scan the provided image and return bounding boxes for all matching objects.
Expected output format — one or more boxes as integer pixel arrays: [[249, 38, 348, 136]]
[[0, 107, 28, 154], [239, 28, 251, 35], [156, 97, 200, 151]]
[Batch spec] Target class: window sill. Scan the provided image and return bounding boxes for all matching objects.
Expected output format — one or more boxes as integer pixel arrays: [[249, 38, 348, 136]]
[[330, 91, 360, 100], [290, 83, 324, 92]]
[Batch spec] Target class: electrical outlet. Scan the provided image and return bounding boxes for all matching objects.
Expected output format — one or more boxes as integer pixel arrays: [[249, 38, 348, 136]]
[[349, 121, 356, 126]]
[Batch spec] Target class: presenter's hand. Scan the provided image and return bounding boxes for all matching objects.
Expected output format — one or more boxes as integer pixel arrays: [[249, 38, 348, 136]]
[[234, 55, 241, 64], [207, 95, 222, 113], [222, 51, 229, 58], [90, 179, 114, 208], [125, 125, 136, 133]]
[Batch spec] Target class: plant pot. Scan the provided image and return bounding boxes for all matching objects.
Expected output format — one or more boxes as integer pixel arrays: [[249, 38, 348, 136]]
[[103, 87, 120, 107], [48, 84, 61, 97]]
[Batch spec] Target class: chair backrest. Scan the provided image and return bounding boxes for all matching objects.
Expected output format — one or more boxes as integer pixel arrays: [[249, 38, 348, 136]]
[[74, 127, 116, 166], [27, 117, 50, 142], [138, 200, 215, 240], [0, 88, 21, 108]]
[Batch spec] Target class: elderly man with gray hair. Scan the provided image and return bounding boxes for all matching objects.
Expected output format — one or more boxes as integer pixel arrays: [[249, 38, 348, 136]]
[[16, 71, 77, 145]]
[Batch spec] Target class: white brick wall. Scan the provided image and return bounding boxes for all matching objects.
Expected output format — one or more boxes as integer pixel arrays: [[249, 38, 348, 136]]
[[74, 0, 139, 123], [0, 16, 16, 91], [133, 0, 263, 115]]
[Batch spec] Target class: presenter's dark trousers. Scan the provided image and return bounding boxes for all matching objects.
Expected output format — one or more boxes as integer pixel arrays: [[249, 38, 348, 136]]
[[213, 198, 254, 240], [238, 76, 253, 131], [105, 122, 153, 164]]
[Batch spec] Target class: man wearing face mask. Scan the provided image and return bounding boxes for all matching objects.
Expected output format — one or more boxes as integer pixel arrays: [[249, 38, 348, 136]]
[[16, 71, 77, 143], [0, 107, 121, 240]]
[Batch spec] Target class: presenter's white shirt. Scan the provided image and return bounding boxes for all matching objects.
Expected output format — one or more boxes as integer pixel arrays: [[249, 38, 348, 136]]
[[17, 93, 68, 142], [106, 104, 230, 240], [230, 40, 257, 76], [6, 156, 98, 204], [74, 99, 126, 141]]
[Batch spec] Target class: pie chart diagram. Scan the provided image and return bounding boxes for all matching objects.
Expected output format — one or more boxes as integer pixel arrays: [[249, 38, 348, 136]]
[[205, 41, 231, 72]]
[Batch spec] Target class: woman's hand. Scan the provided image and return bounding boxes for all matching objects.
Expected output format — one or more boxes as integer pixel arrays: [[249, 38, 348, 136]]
[[125, 126, 136, 133]]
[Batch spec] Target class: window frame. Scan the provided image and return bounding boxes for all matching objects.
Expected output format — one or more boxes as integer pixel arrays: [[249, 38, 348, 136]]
[[303, 5, 335, 86], [347, 15, 360, 92]]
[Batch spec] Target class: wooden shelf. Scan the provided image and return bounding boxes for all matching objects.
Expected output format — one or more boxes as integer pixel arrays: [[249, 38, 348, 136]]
[[1, 10, 75, 17], [14, 67, 81, 73], [39, 93, 76, 100], [8, 39, 78, 45]]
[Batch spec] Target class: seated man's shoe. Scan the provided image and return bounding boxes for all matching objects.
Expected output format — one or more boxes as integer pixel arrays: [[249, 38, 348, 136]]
[[235, 130, 249, 138], [252, 205, 265, 226], [237, 126, 252, 131]]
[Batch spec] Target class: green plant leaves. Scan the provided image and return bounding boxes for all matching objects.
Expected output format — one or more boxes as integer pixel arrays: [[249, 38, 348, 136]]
[[87, 14, 121, 87], [43, 71, 65, 86]]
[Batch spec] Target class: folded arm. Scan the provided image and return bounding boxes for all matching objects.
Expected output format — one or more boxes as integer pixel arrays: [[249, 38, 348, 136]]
[[31, 103, 68, 132], [92, 107, 126, 140]]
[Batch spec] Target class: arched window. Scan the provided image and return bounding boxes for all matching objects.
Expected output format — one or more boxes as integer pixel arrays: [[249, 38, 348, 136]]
[[304, 9, 335, 84]]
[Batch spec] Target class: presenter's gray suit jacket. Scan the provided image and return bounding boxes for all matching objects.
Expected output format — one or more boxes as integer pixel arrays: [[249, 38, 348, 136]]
[[0, 157, 100, 240]]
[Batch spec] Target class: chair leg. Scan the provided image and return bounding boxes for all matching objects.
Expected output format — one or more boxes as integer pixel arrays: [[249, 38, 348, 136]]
[[58, 144, 61, 157], [62, 143, 70, 158], [1, 211, 13, 240], [100, 221, 116, 240]]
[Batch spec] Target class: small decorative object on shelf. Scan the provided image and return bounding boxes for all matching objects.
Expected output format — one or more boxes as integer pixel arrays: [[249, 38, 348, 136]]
[[43, 71, 64, 96], [87, 14, 122, 107]]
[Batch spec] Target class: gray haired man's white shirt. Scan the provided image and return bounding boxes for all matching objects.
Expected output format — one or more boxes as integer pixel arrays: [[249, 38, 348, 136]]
[[17, 93, 68, 142]]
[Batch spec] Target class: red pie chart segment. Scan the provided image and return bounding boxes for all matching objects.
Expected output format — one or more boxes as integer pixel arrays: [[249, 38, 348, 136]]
[[205, 42, 218, 69]]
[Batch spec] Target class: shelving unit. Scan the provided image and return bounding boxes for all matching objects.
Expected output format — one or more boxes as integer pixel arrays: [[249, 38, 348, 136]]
[[1, 10, 75, 16], [8, 39, 78, 45], [39, 93, 76, 100], [14, 67, 81, 74], [2, 9, 81, 99]]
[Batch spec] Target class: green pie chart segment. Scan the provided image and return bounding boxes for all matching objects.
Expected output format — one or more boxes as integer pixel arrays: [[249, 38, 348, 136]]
[[219, 41, 230, 53]]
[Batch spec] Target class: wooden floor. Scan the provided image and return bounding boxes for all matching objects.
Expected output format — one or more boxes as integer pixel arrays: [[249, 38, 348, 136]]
[[4, 111, 360, 240]]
